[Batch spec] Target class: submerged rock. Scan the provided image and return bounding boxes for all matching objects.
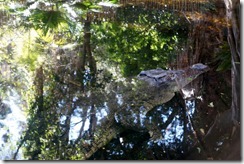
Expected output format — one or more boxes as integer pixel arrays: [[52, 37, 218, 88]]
[[2, 132, 9, 143], [0, 102, 12, 120], [0, 123, 4, 128]]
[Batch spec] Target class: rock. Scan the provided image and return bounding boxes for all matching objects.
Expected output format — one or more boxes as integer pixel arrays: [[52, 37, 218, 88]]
[[2, 133, 9, 143], [0, 122, 4, 128], [0, 102, 12, 120]]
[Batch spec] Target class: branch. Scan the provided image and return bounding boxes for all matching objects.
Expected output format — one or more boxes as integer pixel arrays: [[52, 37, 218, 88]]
[[13, 128, 30, 159]]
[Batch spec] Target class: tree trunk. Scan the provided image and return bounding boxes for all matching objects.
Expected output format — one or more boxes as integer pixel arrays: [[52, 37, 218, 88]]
[[224, 0, 240, 123]]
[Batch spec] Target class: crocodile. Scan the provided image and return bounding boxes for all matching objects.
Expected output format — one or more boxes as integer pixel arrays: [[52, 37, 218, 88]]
[[137, 63, 209, 91], [80, 63, 209, 159]]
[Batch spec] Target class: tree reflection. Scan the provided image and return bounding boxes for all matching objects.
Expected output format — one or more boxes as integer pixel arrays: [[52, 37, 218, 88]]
[[88, 92, 204, 160], [0, 0, 237, 160]]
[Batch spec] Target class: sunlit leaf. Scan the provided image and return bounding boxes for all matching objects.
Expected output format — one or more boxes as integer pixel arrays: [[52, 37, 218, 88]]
[[28, 9, 70, 35], [71, 2, 91, 10]]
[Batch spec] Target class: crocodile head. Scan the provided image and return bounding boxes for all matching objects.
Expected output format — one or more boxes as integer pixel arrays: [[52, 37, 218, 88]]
[[189, 63, 210, 73], [137, 63, 209, 91]]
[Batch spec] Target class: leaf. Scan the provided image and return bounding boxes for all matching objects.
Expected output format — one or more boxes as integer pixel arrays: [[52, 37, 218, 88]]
[[150, 44, 158, 51], [71, 2, 91, 10], [200, 128, 205, 135], [197, 147, 201, 153], [109, 0, 119, 4], [29, 9, 70, 35], [89, 5, 102, 10], [160, 42, 165, 49]]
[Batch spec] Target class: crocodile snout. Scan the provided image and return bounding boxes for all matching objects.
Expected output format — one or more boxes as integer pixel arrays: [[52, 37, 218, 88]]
[[190, 63, 210, 72]]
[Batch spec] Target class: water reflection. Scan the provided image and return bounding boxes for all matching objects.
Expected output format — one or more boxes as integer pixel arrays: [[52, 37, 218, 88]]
[[75, 87, 200, 160], [60, 68, 208, 160], [0, 89, 27, 160], [69, 104, 109, 141], [0, 0, 239, 160]]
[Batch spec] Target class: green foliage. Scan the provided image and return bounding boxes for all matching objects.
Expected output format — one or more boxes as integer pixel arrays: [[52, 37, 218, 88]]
[[17, 36, 44, 72], [2, 0, 218, 160], [28, 9, 71, 35], [201, 0, 217, 12], [22, 71, 63, 160], [71, 1, 102, 10], [7, 1, 75, 36], [215, 42, 231, 71], [92, 11, 188, 76], [109, 0, 119, 4]]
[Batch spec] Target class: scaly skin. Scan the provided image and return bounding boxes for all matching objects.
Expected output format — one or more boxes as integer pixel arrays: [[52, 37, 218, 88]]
[[80, 63, 209, 159]]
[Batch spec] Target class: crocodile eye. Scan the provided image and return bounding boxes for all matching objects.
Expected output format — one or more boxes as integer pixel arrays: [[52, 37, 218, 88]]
[[191, 63, 208, 70], [139, 72, 147, 77]]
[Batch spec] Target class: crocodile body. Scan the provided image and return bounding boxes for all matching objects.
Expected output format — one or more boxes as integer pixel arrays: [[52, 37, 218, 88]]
[[116, 63, 209, 132], [81, 63, 209, 159]]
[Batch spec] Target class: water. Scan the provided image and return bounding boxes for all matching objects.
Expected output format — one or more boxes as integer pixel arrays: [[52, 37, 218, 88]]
[[0, 89, 27, 160]]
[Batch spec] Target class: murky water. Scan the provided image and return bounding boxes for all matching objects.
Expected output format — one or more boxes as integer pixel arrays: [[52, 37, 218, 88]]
[[0, 0, 240, 160]]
